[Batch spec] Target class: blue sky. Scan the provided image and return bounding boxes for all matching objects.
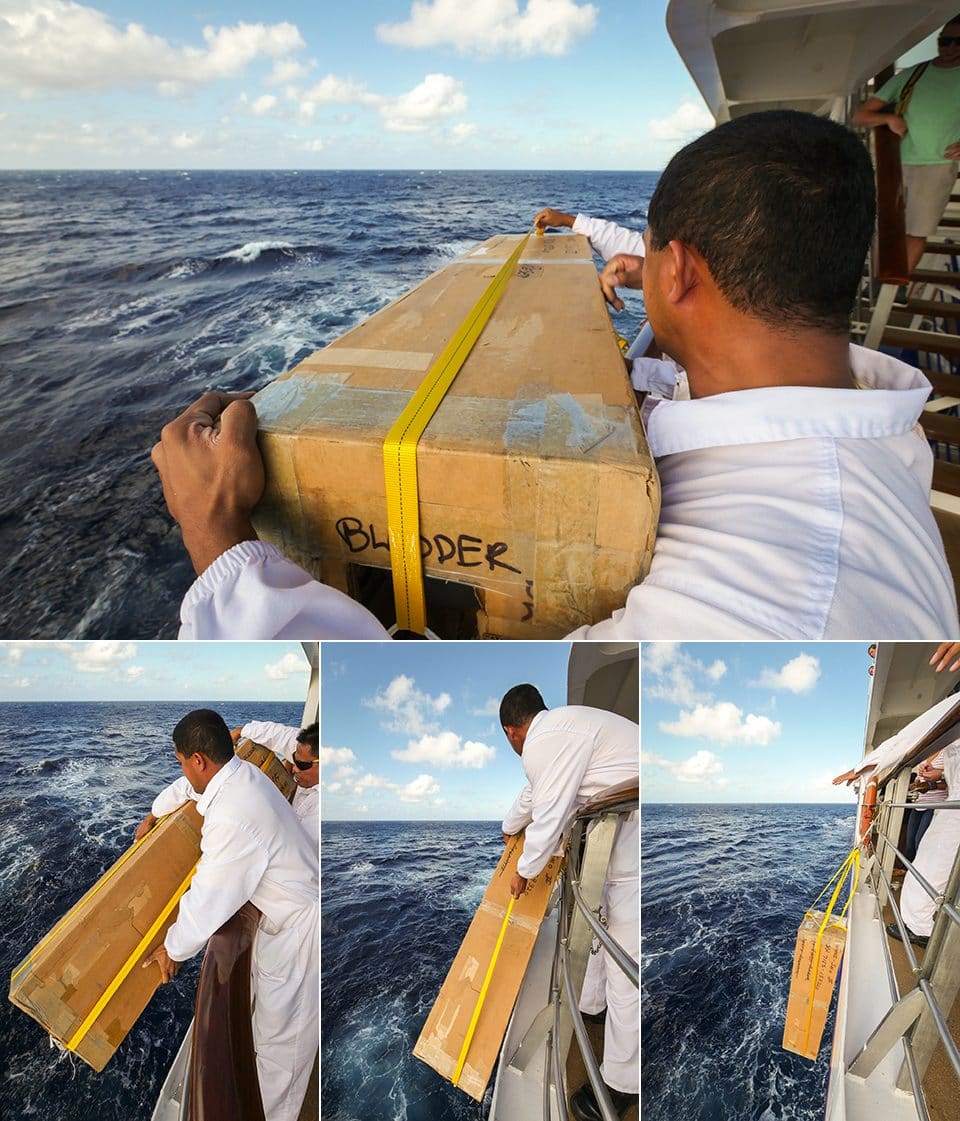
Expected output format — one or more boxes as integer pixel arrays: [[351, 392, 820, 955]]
[[642, 643, 875, 805], [321, 640, 574, 820], [0, 641, 312, 701], [0, 1, 714, 169]]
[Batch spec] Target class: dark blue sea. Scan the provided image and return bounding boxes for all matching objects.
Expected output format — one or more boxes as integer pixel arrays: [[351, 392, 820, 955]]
[[641, 803, 858, 1121], [0, 169, 656, 639], [321, 820, 510, 1121], [0, 699, 305, 1121]]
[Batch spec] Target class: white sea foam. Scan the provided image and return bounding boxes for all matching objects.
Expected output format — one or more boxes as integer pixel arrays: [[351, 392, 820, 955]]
[[350, 860, 374, 873], [220, 240, 295, 264]]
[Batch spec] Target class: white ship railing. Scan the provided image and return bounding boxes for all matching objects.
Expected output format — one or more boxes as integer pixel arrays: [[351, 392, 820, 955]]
[[542, 784, 638, 1121], [845, 776, 960, 1117]]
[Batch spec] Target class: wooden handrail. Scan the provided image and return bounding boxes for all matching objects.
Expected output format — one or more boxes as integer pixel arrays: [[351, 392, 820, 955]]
[[870, 66, 911, 285], [189, 902, 265, 1121]]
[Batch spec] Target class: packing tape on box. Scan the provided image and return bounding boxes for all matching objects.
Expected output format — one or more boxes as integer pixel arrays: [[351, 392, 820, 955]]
[[382, 229, 534, 635], [799, 848, 860, 1054], [64, 859, 199, 1052], [452, 893, 516, 1087]]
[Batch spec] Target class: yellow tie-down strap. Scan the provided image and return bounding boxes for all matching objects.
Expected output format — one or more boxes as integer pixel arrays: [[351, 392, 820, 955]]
[[382, 229, 534, 634], [452, 893, 516, 1087], [64, 859, 199, 1053]]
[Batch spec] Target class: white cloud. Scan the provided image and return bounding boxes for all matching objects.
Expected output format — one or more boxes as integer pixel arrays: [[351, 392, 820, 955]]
[[301, 138, 324, 152], [398, 773, 441, 803], [126, 665, 145, 679], [471, 697, 499, 717], [392, 731, 495, 769], [251, 93, 278, 116], [301, 74, 372, 105], [265, 651, 304, 680], [0, 4, 305, 94], [265, 58, 307, 86], [643, 748, 728, 786], [172, 132, 201, 149], [366, 674, 452, 735], [756, 653, 821, 694], [355, 772, 393, 792], [706, 660, 727, 682], [377, 0, 597, 57], [379, 73, 467, 133], [643, 643, 714, 707], [58, 641, 137, 673], [660, 702, 781, 746], [450, 122, 478, 142], [321, 746, 357, 768], [325, 781, 342, 793], [648, 100, 714, 143], [11, 677, 31, 689]]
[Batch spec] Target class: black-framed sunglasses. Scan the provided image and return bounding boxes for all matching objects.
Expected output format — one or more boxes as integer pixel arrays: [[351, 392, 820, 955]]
[[292, 755, 319, 770], [939, 35, 960, 46]]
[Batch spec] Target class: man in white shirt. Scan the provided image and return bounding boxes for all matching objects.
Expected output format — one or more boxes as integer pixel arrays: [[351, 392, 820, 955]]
[[138, 709, 318, 1121], [232, 719, 319, 847], [152, 110, 958, 641], [499, 684, 638, 1121]]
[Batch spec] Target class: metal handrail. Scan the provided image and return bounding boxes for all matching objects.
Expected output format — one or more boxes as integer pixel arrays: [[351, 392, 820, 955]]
[[541, 791, 638, 1121], [855, 767, 960, 1102]]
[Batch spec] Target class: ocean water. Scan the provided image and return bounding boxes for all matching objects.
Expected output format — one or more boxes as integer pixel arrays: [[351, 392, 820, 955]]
[[321, 820, 508, 1121], [0, 699, 305, 1121], [0, 169, 656, 639], [641, 803, 857, 1121]]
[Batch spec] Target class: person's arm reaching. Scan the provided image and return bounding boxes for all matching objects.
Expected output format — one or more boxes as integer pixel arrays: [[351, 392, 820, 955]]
[[851, 97, 907, 138]]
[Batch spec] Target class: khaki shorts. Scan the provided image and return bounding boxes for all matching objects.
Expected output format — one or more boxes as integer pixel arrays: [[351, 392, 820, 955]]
[[903, 162, 958, 238]]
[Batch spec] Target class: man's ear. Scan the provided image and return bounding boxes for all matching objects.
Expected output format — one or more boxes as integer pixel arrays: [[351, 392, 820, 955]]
[[664, 239, 701, 305]]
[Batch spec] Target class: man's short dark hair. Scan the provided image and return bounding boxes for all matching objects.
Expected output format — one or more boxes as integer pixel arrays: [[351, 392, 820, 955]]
[[297, 722, 319, 753], [500, 685, 547, 728], [173, 709, 234, 764], [647, 110, 875, 333]]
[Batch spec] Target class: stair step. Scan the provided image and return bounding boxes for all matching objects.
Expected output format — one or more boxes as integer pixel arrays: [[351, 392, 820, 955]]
[[932, 458, 960, 498], [881, 326, 960, 358]]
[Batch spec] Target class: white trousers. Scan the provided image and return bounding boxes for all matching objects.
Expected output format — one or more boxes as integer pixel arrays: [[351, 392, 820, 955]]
[[252, 903, 319, 1121], [901, 807, 960, 937], [578, 818, 638, 1095]]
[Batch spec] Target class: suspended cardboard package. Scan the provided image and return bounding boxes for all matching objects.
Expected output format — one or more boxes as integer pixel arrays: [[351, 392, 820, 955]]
[[252, 233, 659, 638], [782, 909, 848, 1060]]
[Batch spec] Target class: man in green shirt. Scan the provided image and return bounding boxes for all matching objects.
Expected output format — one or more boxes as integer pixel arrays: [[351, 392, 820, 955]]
[[853, 16, 960, 274]]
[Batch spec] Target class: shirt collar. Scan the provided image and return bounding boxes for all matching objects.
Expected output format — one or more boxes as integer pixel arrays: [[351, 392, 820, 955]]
[[645, 344, 931, 457], [196, 754, 242, 815]]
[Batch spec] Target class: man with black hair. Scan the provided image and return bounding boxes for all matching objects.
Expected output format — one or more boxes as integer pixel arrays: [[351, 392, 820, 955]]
[[137, 708, 318, 1121], [499, 685, 638, 1121], [153, 110, 958, 640], [231, 718, 320, 845], [853, 15, 960, 275]]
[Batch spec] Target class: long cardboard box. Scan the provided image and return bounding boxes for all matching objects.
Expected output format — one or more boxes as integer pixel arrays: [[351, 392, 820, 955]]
[[252, 232, 659, 638], [236, 738, 297, 801], [413, 835, 563, 1100], [9, 750, 296, 1070], [782, 909, 847, 1059]]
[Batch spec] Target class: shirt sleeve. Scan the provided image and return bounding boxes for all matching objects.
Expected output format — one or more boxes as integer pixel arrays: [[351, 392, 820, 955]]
[[873, 69, 910, 107], [164, 817, 269, 961], [518, 732, 595, 879], [241, 720, 300, 762], [572, 214, 645, 261], [502, 784, 534, 835], [179, 541, 390, 640], [151, 776, 198, 818]]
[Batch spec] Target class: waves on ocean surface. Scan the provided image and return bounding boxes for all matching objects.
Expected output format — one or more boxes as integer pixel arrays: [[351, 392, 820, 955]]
[[0, 700, 303, 1121], [321, 820, 510, 1121], [0, 169, 656, 638], [641, 803, 857, 1121]]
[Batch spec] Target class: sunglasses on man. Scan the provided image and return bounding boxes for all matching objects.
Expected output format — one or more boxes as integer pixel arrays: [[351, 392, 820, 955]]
[[292, 755, 319, 770], [939, 35, 960, 46]]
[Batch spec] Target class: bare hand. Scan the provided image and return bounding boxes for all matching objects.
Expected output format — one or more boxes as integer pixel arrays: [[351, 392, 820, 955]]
[[151, 391, 263, 576], [930, 642, 960, 673], [510, 873, 528, 899], [599, 253, 644, 310], [832, 768, 857, 786], [134, 812, 157, 841], [142, 945, 180, 983], [502, 831, 515, 845], [945, 141, 960, 160], [534, 208, 575, 233], [230, 727, 243, 744], [886, 114, 908, 139]]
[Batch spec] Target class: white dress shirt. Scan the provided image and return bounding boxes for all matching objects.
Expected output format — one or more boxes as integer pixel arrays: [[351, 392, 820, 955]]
[[241, 719, 319, 848], [901, 741, 960, 936], [571, 213, 646, 260], [178, 346, 958, 641], [151, 757, 318, 1121]]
